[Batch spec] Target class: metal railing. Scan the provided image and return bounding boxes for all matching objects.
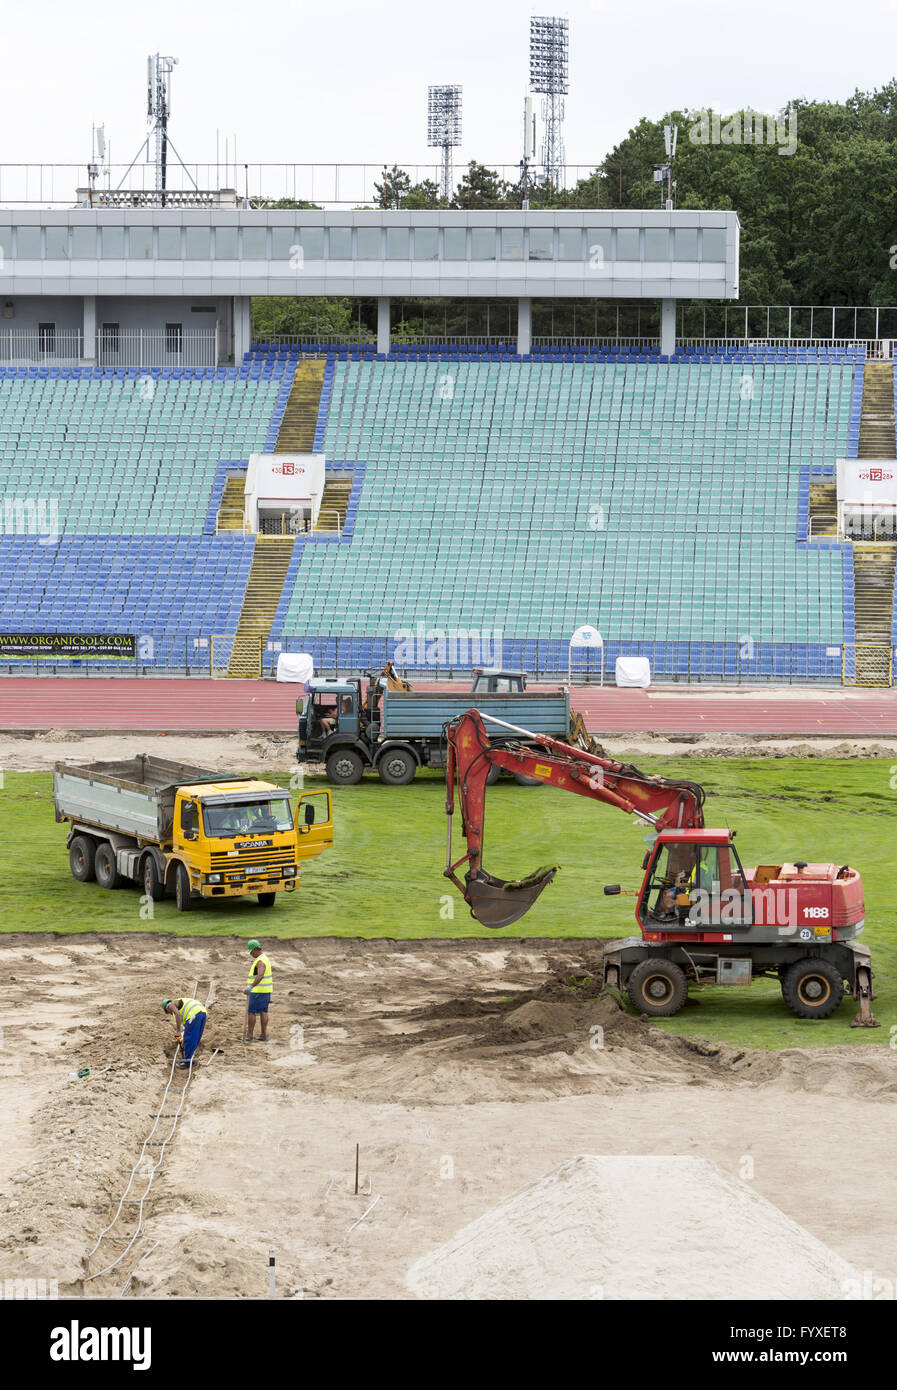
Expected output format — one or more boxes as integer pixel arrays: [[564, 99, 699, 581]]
[[0, 328, 218, 368], [3, 634, 881, 685]]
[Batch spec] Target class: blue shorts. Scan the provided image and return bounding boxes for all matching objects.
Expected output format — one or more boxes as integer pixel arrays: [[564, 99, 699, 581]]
[[182, 1011, 206, 1060], [247, 992, 272, 1014]]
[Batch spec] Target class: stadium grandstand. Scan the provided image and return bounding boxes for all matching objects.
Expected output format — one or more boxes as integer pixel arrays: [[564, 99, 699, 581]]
[[1, 197, 895, 689]]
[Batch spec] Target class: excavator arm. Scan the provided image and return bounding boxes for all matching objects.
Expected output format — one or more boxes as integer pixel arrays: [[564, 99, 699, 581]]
[[444, 708, 705, 928]]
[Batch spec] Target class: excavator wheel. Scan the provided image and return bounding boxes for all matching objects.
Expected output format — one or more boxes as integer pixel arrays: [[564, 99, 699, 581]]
[[780, 957, 844, 1019], [627, 958, 688, 1017]]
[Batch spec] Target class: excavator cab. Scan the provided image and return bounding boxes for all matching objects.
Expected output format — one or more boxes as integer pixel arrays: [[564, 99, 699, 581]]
[[638, 834, 752, 931]]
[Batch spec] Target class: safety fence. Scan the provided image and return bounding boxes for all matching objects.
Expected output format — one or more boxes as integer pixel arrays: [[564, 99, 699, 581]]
[[2, 634, 887, 685]]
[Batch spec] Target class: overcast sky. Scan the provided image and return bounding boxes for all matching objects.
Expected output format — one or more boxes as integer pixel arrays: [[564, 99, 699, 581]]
[[3, 0, 896, 191]]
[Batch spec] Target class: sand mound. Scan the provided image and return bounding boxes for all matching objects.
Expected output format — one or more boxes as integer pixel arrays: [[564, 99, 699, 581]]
[[407, 1155, 860, 1300]]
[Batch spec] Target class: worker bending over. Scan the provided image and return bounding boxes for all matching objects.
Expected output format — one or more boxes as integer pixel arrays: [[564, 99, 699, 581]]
[[163, 996, 207, 1069], [244, 939, 273, 1041]]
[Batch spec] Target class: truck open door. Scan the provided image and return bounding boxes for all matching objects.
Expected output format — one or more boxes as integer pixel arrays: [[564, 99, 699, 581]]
[[296, 789, 334, 860]]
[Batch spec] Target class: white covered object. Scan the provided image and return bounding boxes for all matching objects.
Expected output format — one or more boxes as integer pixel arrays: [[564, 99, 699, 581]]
[[615, 656, 651, 688], [276, 652, 315, 684]]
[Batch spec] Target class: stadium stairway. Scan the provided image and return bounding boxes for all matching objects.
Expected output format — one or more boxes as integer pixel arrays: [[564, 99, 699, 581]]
[[808, 481, 837, 538], [226, 537, 295, 677], [314, 476, 353, 534], [217, 475, 246, 531], [858, 362, 896, 457], [276, 360, 327, 451], [226, 362, 329, 674]]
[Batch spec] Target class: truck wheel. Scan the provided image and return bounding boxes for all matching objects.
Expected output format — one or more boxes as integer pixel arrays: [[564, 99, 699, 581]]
[[143, 855, 165, 902], [627, 958, 688, 1017], [781, 957, 844, 1019], [326, 749, 365, 785], [513, 773, 542, 786], [94, 842, 122, 890], [257, 893, 277, 907], [378, 749, 416, 785], [69, 835, 96, 882], [174, 863, 193, 912], [486, 764, 502, 785]]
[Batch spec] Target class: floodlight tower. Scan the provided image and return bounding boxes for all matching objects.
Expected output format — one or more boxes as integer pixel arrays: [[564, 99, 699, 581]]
[[427, 85, 462, 200], [529, 15, 568, 188], [147, 53, 178, 192]]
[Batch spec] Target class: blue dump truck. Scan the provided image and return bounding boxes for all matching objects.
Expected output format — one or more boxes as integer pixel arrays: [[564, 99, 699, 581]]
[[297, 673, 574, 785]]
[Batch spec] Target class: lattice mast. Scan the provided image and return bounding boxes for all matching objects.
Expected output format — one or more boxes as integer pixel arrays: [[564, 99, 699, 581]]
[[427, 85, 462, 201], [529, 15, 569, 188]]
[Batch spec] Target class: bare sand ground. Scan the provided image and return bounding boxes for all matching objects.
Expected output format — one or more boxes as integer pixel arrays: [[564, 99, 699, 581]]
[[1, 935, 895, 1300], [5, 728, 897, 775]]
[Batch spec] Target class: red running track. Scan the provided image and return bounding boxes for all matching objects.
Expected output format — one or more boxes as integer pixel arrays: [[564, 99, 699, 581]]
[[3, 677, 897, 737]]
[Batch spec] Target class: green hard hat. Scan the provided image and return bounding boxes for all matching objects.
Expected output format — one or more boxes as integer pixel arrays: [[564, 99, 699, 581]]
[[247, 939, 261, 953], [162, 998, 172, 1012]]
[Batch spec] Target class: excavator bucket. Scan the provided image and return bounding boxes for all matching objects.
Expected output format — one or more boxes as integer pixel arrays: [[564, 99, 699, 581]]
[[465, 865, 559, 929]]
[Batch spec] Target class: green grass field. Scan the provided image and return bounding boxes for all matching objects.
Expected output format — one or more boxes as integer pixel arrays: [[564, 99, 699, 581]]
[[3, 759, 894, 1049]]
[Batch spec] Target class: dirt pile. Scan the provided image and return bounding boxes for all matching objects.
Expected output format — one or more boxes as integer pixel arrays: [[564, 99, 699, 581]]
[[406, 1155, 861, 1300]]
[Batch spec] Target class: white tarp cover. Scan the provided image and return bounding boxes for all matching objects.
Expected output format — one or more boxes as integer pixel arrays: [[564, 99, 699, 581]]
[[615, 656, 651, 688], [276, 652, 315, 684]]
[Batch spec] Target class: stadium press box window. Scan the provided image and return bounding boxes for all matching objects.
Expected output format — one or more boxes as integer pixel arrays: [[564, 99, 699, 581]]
[[529, 228, 554, 260], [157, 226, 181, 259], [558, 227, 584, 260], [616, 227, 640, 260], [185, 227, 211, 259], [644, 228, 669, 261], [386, 227, 410, 260], [101, 227, 126, 258], [443, 227, 467, 259], [242, 226, 267, 259], [271, 227, 296, 260], [129, 226, 154, 259], [214, 227, 239, 258], [413, 227, 438, 259], [471, 228, 496, 260], [72, 226, 98, 258], [328, 227, 352, 259], [675, 228, 698, 260], [586, 228, 612, 264], [14, 225, 41, 257], [701, 228, 726, 260], [45, 226, 69, 259], [356, 226, 381, 259], [501, 228, 524, 260], [298, 227, 324, 259]]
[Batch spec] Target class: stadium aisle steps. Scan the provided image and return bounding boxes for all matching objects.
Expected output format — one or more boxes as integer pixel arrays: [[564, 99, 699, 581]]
[[227, 537, 296, 677], [314, 477, 353, 534], [858, 362, 896, 457], [808, 482, 837, 538], [276, 361, 326, 451], [217, 476, 246, 531]]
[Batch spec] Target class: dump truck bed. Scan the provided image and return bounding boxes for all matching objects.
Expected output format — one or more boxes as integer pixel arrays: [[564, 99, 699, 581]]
[[53, 755, 254, 842], [378, 690, 570, 741]]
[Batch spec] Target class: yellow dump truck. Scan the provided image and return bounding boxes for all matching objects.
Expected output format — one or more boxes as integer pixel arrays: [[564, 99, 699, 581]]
[[54, 755, 333, 911]]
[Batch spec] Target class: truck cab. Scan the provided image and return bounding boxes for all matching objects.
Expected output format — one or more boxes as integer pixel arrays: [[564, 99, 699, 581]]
[[298, 679, 362, 755], [471, 668, 527, 694]]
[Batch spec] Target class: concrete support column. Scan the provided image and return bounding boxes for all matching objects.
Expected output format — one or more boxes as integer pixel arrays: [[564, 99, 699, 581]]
[[377, 296, 391, 356], [82, 296, 96, 364], [233, 296, 252, 362], [661, 298, 677, 357], [517, 296, 532, 357]]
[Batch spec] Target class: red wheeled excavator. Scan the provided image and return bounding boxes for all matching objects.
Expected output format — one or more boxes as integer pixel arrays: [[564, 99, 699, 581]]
[[443, 709, 877, 1027]]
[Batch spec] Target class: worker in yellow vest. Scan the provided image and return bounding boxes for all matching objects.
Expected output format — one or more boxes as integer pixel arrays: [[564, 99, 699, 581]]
[[243, 939, 273, 1041], [162, 996, 207, 1069]]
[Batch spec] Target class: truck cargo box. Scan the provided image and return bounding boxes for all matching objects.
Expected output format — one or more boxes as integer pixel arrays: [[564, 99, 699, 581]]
[[378, 690, 570, 741], [54, 755, 231, 842]]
